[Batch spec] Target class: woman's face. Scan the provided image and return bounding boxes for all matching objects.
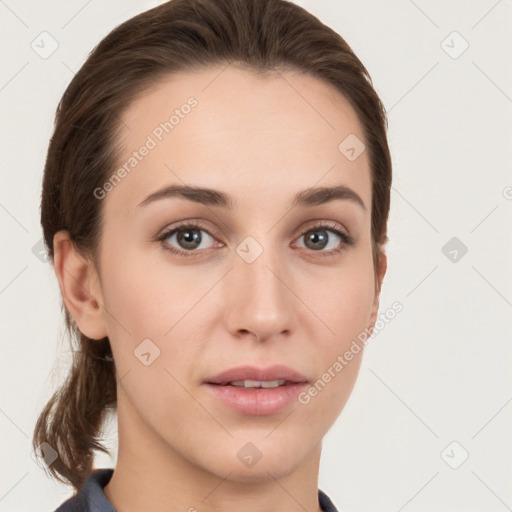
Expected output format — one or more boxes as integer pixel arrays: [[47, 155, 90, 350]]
[[90, 65, 385, 481]]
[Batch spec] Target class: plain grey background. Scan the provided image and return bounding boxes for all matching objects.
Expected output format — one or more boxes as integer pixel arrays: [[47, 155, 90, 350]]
[[1, 1, 511, 511]]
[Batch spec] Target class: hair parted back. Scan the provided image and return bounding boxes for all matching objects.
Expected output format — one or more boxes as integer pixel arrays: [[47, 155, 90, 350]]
[[33, 0, 392, 491]]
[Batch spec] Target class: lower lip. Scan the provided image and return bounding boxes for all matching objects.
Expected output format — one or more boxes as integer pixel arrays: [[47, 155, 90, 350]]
[[204, 382, 307, 416]]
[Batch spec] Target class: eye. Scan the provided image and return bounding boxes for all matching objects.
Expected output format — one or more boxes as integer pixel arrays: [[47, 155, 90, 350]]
[[156, 220, 354, 258], [294, 223, 354, 254], [157, 223, 219, 255]]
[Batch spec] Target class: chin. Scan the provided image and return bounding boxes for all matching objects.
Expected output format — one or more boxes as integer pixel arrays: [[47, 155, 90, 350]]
[[220, 458, 303, 483], [198, 438, 311, 483]]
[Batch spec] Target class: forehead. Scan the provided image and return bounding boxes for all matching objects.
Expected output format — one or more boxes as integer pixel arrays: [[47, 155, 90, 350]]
[[106, 65, 371, 214]]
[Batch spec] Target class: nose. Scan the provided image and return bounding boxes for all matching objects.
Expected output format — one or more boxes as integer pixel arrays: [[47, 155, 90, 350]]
[[223, 243, 296, 343]]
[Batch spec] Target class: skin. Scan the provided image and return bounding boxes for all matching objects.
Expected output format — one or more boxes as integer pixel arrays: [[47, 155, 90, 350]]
[[53, 65, 387, 512]]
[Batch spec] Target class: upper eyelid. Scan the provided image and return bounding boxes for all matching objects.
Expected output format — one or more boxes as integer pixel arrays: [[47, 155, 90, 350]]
[[158, 220, 218, 240], [159, 219, 348, 236]]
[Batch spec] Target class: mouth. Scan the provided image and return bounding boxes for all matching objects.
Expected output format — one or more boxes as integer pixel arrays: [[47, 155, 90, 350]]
[[204, 364, 308, 386], [203, 365, 309, 415], [215, 379, 291, 389]]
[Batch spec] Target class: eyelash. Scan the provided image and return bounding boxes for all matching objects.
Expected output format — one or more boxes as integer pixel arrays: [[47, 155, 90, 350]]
[[155, 220, 354, 258]]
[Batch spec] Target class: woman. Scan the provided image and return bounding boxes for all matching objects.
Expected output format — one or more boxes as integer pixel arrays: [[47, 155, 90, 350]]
[[33, 0, 391, 510]]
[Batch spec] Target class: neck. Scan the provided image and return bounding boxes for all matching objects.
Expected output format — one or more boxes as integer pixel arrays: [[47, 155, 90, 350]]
[[103, 397, 323, 512]]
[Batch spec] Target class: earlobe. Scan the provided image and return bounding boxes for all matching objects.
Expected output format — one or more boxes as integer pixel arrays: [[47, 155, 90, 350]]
[[368, 249, 388, 331], [53, 231, 107, 340]]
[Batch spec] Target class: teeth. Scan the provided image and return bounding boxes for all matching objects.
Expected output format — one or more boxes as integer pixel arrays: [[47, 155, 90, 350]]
[[229, 379, 287, 388]]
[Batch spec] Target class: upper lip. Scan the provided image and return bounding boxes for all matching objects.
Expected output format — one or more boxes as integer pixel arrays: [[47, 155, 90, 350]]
[[205, 365, 308, 384]]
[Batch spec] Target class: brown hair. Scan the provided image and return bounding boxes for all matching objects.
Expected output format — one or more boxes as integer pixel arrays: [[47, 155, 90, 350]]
[[33, 0, 392, 491]]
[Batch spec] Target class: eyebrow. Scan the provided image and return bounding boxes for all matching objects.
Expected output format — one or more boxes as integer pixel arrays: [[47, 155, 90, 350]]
[[137, 183, 366, 210]]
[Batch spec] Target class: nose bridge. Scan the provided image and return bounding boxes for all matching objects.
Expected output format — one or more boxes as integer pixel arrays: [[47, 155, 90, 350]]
[[223, 237, 295, 341]]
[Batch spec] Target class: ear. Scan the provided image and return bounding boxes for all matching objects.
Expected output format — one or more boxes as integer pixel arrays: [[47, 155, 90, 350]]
[[368, 249, 387, 331], [53, 230, 108, 340]]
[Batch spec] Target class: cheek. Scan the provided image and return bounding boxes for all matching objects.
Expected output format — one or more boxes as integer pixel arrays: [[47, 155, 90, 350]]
[[99, 240, 177, 334], [297, 250, 375, 403], [300, 256, 376, 341], [99, 246, 210, 375], [321, 278, 374, 338], [99, 256, 203, 425], [311, 280, 372, 384], [296, 274, 372, 420]]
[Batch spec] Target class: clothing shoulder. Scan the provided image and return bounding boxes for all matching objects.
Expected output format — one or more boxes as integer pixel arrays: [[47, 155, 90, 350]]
[[319, 488, 340, 512], [53, 468, 115, 512], [54, 495, 87, 512]]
